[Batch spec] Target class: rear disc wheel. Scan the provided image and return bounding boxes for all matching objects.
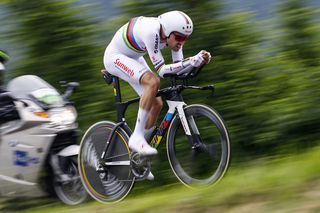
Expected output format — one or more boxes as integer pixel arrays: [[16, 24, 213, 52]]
[[78, 121, 134, 203]]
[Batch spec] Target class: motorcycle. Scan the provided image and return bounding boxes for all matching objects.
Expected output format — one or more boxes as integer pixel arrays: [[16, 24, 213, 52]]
[[0, 75, 87, 205]]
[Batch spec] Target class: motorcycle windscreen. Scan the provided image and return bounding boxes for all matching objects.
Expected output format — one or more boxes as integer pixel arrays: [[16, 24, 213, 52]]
[[7, 75, 64, 106]]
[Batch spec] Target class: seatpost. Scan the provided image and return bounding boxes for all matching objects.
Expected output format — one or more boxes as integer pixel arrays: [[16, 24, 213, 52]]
[[113, 76, 122, 103], [113, 76, 126, 122]]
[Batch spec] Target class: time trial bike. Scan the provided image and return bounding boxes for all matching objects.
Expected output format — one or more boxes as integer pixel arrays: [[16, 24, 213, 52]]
[[78, 66, 231, 203]]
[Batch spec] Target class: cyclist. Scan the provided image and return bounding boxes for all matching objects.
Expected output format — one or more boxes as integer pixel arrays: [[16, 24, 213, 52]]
[[103, 11, 211, 178]]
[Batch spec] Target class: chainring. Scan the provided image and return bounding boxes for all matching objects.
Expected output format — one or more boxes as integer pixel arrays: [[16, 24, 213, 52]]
[[130, 152, 151, 180]]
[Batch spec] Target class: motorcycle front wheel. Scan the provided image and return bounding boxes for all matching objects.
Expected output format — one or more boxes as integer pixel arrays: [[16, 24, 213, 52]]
[[53, 156, 88, 205]]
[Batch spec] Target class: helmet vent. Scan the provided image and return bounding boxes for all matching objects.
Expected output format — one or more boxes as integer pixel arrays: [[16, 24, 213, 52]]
[[179, 11, 190, 24]]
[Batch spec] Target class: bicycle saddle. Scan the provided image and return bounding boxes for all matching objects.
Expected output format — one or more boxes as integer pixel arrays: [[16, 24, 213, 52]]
[[101, 69, 114, 85]]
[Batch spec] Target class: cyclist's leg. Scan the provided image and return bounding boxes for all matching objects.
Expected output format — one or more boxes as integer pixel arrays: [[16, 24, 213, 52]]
[[103, 53, 142, 84], [104, 53, 157, 156], [128, 81, 162, 141], [136, 57, 163, 130], [129, 72, 159, 155], [146, 97, 163, 129]]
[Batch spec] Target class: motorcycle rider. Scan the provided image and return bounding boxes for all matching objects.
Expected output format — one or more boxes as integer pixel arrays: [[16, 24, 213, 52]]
[[0, 50, 9, 92], [0, 50, 20, 126]]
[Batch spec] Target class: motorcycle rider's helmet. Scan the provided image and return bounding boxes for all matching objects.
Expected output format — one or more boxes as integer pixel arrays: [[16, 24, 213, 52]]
[[158, 11, 193, 38]]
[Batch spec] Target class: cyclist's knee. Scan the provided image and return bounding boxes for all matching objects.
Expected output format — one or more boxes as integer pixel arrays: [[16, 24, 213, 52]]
[[141, 72, 160, 91]]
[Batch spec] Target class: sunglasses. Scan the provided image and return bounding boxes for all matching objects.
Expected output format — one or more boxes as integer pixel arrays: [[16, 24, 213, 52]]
[[172, 33, 188, 42]]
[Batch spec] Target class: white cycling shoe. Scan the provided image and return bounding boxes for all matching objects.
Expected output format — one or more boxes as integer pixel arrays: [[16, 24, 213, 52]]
[[129, 134, 158, 156], [146, 171, 154, 181]]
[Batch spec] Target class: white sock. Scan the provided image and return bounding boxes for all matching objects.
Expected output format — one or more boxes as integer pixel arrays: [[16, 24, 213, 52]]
[[132, 108, 149, 137]]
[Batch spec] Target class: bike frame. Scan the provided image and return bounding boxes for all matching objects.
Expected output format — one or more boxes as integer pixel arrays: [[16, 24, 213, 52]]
[[105, 75, 189, 151], [100, 70, 214, 161]]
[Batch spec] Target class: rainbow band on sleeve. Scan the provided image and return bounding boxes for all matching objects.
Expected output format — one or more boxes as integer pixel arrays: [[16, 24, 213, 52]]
[[156, 63, 165, 72], [122, 17, 146, 53]]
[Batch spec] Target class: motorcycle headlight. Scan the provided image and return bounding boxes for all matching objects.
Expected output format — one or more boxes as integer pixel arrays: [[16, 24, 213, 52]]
[[49, 106, 77, 126]]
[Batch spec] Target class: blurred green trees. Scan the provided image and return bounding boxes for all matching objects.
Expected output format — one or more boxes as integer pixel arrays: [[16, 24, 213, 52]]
[[248, 0, 320, 155], [276, 0, 320, 148], [1, 0, 319, 162]]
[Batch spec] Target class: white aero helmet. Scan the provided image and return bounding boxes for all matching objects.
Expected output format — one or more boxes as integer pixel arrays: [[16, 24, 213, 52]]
[[158, 10, 193, 37]]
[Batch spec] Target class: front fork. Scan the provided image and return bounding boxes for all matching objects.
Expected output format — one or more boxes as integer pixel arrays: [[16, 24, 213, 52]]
[[50, 154, 76, 182], [175, 103, 203, 149]]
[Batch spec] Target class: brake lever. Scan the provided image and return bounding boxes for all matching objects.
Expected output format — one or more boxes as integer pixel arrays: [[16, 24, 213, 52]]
[[184, 85, 215, 96], [208, 85, 215, 97]]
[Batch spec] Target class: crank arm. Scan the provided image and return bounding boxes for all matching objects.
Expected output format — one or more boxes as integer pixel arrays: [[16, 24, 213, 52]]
[[103, 160, 131, 166]]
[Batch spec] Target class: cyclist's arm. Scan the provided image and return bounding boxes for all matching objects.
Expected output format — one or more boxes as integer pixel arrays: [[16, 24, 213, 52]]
[[143, 31, 165, 71], [157, 59, 194, 77]]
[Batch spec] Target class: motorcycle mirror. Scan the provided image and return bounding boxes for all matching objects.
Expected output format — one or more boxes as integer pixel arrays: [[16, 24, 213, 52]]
[[59, 81, 67, 87], [62, 82, 79, 100], [67, 82, 79, 88]]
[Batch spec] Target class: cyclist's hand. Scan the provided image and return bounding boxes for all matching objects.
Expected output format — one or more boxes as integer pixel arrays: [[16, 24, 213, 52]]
[[201, 50, 212, 64], [189, 50, 212, 67], [189, 51, 205, 67]]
